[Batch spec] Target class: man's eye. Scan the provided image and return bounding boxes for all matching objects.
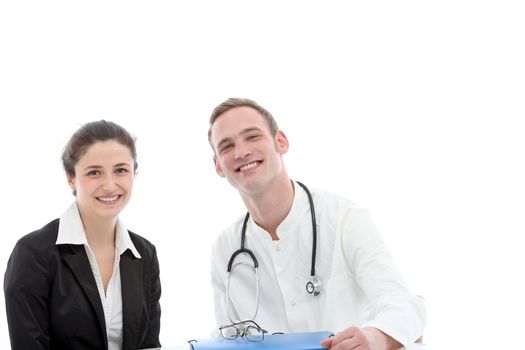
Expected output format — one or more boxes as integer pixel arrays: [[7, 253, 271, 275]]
[[220, 144, 233, 153], [247, 134, 260, 141]]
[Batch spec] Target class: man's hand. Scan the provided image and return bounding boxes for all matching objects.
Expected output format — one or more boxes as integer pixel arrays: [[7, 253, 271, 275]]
[[320, 326, 402, 350]]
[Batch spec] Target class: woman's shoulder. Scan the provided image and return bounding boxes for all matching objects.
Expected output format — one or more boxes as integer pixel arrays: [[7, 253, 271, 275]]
[[15, 219, 60, 253], [6, 219, 61, 283]]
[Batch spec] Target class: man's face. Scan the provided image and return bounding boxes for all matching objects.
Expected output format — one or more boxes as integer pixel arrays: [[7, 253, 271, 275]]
[[210, 106, 288, 196]]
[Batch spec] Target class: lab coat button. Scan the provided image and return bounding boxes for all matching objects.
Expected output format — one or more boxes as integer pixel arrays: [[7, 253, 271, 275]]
[[290, 300, 296, 306], [276, 246, 281, 252]]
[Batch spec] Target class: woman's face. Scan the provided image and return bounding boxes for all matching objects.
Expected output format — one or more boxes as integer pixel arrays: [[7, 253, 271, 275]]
[[67, 140, 135, 222]]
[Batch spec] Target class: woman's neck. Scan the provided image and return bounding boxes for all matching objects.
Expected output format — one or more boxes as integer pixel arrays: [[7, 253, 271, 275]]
[[79, 211, 117, 249]]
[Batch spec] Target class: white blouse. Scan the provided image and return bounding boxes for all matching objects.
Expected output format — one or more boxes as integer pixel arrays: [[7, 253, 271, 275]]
[[56, 202, 141, 350]]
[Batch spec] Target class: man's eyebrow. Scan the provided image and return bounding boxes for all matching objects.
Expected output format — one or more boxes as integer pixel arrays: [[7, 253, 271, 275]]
[[216, 127, 264, 150], [239, 126, 263, 135]]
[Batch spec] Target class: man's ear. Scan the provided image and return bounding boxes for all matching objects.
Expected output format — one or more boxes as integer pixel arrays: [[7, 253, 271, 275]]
[[275, 130, 289, 154], [213, 156, 225, 177]]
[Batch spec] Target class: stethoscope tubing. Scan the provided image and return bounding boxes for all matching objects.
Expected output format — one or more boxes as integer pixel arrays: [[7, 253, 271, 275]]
[[225, 181, 321, 322], [296, 181, 318, 279]]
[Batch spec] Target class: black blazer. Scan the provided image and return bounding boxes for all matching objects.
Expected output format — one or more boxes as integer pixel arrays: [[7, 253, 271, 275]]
[[4, 219, 161, 350]]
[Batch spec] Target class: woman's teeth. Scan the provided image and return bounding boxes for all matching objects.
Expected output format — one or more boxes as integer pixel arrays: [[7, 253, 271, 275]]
[[98, 195, 119, 202]]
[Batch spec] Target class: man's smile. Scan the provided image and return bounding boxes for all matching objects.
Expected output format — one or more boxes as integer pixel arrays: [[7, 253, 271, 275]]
[[236, 161, 262, 172]]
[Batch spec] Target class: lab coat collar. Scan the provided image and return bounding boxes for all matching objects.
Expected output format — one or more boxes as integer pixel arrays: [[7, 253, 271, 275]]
[[56, 202, 141, 259]]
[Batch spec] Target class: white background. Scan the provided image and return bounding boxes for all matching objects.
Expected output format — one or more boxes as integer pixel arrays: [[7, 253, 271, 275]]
[[1, 1, 524, 349]]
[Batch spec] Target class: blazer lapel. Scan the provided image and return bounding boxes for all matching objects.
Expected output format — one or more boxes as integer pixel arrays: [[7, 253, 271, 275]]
[[120, 250, 144, 350], [61, 245, 108, 348]]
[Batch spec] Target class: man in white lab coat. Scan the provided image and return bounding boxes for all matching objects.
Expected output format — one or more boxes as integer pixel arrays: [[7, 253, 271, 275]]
[[207, 98, 426, 350]]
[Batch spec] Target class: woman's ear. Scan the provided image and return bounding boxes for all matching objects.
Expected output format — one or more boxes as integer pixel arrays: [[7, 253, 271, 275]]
[[67, 175, 77, 196]]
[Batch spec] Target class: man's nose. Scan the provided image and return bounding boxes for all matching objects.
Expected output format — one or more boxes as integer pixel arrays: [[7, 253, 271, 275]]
[[234, 142, 252, 159]]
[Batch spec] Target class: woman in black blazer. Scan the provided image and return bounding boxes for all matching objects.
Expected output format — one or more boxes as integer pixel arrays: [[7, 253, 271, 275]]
[[4, 120, 161, 350]]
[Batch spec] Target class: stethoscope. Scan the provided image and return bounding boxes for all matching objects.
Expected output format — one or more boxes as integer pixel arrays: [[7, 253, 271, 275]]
[[225, 181, 321, 322]]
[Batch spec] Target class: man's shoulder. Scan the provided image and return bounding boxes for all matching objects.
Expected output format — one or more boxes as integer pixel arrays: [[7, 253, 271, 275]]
[[310, 187, 361, 211], [212, 214, 246, 250], [308, 187, 373, 231]]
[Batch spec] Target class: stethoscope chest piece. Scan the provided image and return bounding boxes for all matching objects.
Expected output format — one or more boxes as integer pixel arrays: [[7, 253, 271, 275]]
[[306, 275, 322, 296], [229, 181, 323, 321]]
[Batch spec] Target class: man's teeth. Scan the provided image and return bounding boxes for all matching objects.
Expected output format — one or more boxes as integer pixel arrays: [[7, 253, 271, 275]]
[[98, 195, 119, 202], [240, 162, 258, 171]]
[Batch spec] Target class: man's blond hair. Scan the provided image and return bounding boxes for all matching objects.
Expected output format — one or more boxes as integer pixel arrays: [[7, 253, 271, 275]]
[[208, 98, 279, 151]]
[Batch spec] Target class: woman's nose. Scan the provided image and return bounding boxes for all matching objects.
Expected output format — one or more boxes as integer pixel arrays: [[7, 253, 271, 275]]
[[101, 174, 118, 191]]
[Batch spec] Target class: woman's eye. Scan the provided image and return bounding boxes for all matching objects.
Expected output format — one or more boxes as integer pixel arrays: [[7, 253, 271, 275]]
[[87, 170, 100, 176], [115, 168, 128, 174]]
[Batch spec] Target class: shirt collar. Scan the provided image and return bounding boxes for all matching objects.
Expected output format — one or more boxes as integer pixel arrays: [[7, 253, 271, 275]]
[[276, 180, 310, 237], [56, 202, 141, 258]]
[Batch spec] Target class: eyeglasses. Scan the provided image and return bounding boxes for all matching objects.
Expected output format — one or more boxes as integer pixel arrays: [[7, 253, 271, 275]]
[[219, 320, 268, 342]]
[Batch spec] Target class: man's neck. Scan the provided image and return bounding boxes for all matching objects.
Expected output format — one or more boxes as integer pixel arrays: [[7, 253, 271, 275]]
[[241, 177, 295, 240]]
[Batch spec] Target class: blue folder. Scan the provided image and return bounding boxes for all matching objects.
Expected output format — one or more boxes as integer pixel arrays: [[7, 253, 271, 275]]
[[188, 331, 333, 350]]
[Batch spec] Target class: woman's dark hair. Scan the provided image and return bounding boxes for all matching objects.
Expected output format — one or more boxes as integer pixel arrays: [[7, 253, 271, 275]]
[[62, 120, 138, 178]]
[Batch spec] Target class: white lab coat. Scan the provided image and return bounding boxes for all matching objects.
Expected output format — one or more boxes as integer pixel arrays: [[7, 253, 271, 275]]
[[211, 182, 426, 349]]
